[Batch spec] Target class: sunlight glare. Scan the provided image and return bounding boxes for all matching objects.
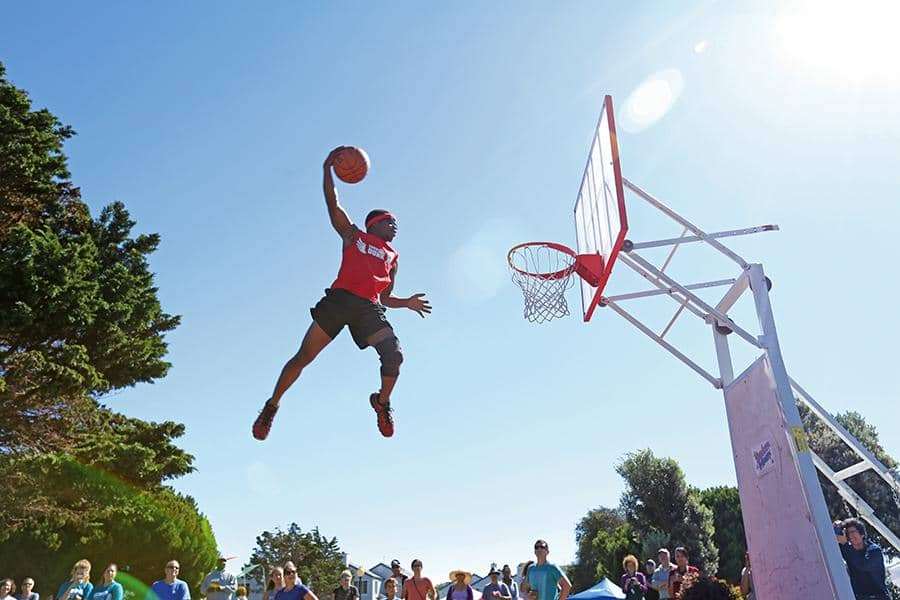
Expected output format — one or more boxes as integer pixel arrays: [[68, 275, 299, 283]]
[[776, 0, 900, 84]]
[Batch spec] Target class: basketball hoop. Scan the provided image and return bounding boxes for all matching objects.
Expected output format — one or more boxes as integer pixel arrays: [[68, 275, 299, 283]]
[[507, 242, 603, 323]]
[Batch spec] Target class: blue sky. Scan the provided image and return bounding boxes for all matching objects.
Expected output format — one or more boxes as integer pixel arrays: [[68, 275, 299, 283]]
[[4, 0, 900, 586]]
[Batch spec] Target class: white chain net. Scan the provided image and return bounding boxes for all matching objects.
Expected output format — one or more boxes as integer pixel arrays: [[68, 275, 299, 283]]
[[508, 244, 576, 323]]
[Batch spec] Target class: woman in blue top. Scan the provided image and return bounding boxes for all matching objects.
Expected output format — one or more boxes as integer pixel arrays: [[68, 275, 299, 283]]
[[57, 560, 94, 600], [274, 562, 318, 600], [90, 565, 123, 600]]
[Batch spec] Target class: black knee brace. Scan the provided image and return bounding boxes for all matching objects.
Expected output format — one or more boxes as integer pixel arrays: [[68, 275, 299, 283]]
[[373, 336, 403, 377]]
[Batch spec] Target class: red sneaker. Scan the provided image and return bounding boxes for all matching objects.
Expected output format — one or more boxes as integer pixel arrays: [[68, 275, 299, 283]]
[[252, 399, 280, 441], [369, 393, 394, 438]]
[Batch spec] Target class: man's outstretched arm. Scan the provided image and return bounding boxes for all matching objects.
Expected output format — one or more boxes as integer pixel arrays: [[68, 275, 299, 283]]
[[380, 265, 432, 317], [323, 146, 355, 239]]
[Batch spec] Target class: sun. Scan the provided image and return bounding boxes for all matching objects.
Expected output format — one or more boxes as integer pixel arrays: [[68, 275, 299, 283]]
[[775, 0, 900, 84]]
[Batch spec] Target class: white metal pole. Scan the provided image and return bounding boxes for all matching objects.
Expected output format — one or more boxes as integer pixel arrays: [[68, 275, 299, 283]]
[[747, 263, 855, 600]]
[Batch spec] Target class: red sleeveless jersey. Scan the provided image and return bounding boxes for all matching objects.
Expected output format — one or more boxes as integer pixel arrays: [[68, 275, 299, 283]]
[[332, 229, 399, 303]]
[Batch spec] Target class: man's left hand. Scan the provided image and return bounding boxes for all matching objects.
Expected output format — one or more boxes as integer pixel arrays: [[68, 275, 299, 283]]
[[407, 293, 432, 318]]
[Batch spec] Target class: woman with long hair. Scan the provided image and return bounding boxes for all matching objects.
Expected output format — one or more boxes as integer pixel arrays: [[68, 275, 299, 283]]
[[1, 579, 16, 600], [57, 560, 94, 600], [266, 567, 285, 600], [89, 565, 123, 600]]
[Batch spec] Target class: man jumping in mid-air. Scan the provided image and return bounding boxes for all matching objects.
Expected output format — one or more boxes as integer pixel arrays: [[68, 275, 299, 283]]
[[252, 146, 432, 440]]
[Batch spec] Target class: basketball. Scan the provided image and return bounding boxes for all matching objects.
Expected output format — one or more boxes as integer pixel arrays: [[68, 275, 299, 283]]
[[332, 146, 370, 184]]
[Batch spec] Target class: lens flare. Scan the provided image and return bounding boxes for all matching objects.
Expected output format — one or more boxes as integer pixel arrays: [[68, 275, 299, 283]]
[[621, 69, 685, 133]]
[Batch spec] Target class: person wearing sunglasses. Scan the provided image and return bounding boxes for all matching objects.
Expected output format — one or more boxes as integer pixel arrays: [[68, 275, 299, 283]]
[[523, 541, 570, 600], [147, 562, 190, 600], [274, 563, 318, 600], [401, 560, 434, 600]]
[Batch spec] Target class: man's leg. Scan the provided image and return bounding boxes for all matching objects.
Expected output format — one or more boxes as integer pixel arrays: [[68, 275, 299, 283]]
[[367, 327, 402, 438], [252, 321, 333, 440], [269, 321, 334, 406], [368, 327, 403, 402]]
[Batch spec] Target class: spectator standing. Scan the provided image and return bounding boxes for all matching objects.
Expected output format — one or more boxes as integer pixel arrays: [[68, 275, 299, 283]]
[[147, 561, 190, 600], [524, 540, 571, 600], [275, 562, 318, 600], [520, 563, 536, 600], [481, 568, 511, 600], [402, 560, 434, 600], [739, 553, 754, 600], [501, 565, 518, 600], [642, 561, 658, 600], [678, 577, 730, 600], [667, 548, 698, 600], [619, 555, 647, 600], [58, 560, 94, 600], [836, 518, 890, 600], [202, 555, 237, 600], [334, 570, 359, 600], [17, 578, 38, 600], [651, 550, 672, 600], [266, 567, 285, 600], [2, 579, 16, 600], [236, 588, 249, 600], [389, 562, 407, 596], [382, 579, 401, 600], [90, 564, 123, 600], [446, 572, 473, 600]]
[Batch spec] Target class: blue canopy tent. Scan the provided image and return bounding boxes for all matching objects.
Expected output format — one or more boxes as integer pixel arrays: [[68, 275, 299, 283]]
[[567, 579, 626, 600]]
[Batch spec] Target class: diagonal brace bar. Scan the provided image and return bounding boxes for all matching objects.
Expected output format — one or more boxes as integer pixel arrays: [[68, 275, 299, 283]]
[[623, 177, 750, 268], [623, 252, 762, 349], [605, 299, 722, 388], [605, 278, 736, 303], [630, 225, 779, 251]]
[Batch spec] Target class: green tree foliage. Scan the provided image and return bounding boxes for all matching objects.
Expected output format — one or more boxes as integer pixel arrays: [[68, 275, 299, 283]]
[[801, 407, 900, 556], [568, 507, 640, 591], [245, 523, 346, 597], [0, 411, 217, 598], [0, 61, 179, 453], [0, 61, 214, 597], [617, 450, 719, 575], [698, 487, 745, 583]]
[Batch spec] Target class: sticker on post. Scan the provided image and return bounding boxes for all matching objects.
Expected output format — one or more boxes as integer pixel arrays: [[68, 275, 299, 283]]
[[753, 439, 776, 476], [791, 426, 810, 453]]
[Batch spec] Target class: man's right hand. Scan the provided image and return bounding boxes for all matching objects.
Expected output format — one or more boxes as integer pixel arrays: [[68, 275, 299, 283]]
[[324, 146, 349, 169]]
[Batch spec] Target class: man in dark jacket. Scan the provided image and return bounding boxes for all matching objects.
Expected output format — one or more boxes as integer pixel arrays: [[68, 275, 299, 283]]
[[835, 518, 889, 600]]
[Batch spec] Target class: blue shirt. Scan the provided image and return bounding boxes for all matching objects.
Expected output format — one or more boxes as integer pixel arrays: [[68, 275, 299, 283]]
[[57, 582, 94, 600], [839, 541, 889, 599], [274, 585, 309, 600], [526, 564, 564, 600], [90, 582, 123, 600], [148, 580, 191, 600]]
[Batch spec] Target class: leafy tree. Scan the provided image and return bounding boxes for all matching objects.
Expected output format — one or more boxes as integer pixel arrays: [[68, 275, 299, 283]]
[[0, 61, 179, 453], [590, 521, 641, 582], [0, 410, 215, 598], [245, 523, 346, 597], [698, 487, 745, 582], [801, 407, 900, 556], [0, 60, 212, 597], [616, 450, 719, 575], [569, 507, 632, 591]]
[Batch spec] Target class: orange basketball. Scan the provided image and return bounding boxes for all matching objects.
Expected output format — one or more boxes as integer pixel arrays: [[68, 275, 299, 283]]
[[332, 146, 370, 184]]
